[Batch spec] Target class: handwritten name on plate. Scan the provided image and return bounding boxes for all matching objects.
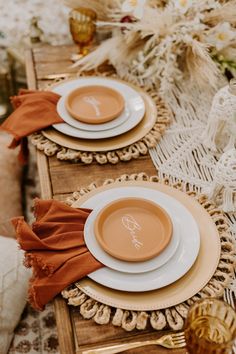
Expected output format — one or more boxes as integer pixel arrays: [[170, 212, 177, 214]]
[[121, 214, 143, 250], [83, 96, 101, 116]]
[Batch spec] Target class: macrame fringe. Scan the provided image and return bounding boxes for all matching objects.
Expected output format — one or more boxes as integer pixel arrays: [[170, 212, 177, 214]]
[[61, 173, 236, 332], [149, 78, 225, 189], [202, 85, 236, 152], [149, 78, 236, 213]]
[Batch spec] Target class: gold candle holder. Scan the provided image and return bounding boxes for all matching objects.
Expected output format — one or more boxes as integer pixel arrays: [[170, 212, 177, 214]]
[[185, 298, 236, 354], [69, 7, 97, 57]]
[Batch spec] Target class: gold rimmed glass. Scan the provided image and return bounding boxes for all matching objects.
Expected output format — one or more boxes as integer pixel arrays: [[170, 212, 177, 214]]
[[185, 298, 236, 354]]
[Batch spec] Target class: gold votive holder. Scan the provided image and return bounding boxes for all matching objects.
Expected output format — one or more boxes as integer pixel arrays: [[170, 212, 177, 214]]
[[185, 298, 236, 354]]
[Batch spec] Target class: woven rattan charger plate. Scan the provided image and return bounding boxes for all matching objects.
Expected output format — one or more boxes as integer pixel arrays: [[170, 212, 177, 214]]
[[71, 180, 220, 310], [62, 174, 235, 332], [31, 76, 171, 164]]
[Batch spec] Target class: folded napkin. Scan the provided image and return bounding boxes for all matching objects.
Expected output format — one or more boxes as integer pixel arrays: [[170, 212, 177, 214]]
[[12, 199, 103, 310], [0, 89, 63, 164]]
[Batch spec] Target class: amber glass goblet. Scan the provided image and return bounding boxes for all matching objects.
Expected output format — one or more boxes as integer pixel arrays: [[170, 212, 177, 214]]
[[185, 298, 236, 354], [69, 7, 97, 57]]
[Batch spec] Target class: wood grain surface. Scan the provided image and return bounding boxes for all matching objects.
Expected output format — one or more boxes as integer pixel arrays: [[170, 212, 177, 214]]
[[25, 44, 186, 354]]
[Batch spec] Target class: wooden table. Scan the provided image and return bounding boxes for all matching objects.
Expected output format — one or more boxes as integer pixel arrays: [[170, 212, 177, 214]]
[[25, 44, 185, 354]]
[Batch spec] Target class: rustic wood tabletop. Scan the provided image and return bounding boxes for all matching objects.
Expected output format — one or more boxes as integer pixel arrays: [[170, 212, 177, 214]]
[[25, 44, 187, 354]]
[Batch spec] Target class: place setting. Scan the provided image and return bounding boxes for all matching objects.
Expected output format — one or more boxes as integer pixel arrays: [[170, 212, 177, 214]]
[[2, 1, 236, 353], [30, 75, 170, 164], [48, 76, 147, 141], [0, 73, 171, 165], [61, 174, 235, 322], [80, 189, 200, 295]]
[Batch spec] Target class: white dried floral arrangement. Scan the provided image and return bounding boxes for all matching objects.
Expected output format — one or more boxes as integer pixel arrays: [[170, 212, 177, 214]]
[[67, 0, 236, 93], [0, 0, 71, 66], [0, 0, 72, 47]]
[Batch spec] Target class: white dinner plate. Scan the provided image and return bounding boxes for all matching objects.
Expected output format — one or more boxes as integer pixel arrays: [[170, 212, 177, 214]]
[[51, 77, 145, 140], [84, 206, 180, 274], [79, 186, 200, 292], [57, 95, 130, 132]]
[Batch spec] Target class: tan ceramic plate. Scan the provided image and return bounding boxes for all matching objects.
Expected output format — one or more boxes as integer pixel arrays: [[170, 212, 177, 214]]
[[42, 86, 156, 152], [65, 85, 125, 124], [94, 197, 172, 262], [73, 181, 221, 311]]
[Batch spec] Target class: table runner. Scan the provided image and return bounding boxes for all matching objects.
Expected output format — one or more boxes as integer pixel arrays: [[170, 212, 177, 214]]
[[61, 173, 235, 332], [30, 74, 171, 164], [149, 78, 236, 309]]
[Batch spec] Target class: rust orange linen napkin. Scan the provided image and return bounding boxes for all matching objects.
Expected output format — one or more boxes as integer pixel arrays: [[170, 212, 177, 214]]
[[12, 198, 103, 311], [0, 89, 63, 164]]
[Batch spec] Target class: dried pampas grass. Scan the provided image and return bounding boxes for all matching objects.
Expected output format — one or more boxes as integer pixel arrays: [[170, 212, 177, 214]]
[[72, 37, 119, 72], [73, 34, 143, 78], [72, 0, 236, 93], [131, 6, 174, 40], [186, 40, 220, 89], [204, 1, 236, 26]]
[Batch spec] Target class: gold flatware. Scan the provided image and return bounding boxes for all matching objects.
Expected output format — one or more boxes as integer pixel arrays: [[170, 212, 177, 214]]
[[82, 332, 186, 354]]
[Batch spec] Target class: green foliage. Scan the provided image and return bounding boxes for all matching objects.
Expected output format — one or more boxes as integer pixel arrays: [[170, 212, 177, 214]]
[[212, 54, 236, 78]]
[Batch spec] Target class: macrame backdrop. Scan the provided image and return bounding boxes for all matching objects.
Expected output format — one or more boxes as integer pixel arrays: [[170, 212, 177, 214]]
[[149, 77, 236, 309]]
